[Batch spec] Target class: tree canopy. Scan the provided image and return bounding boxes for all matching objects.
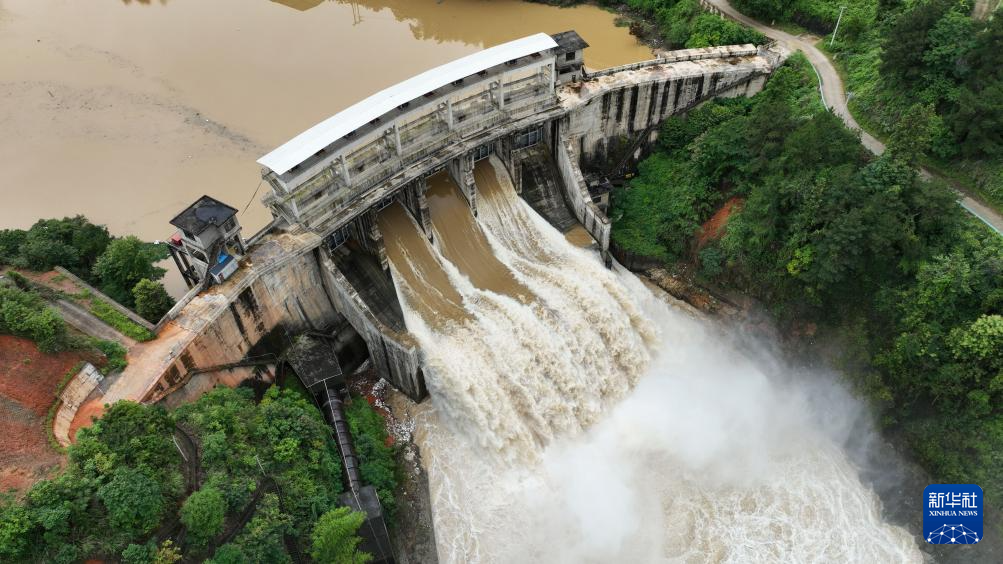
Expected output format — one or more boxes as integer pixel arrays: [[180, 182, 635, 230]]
[[310, 507, 372, 564], [93, 236, 167, 307]]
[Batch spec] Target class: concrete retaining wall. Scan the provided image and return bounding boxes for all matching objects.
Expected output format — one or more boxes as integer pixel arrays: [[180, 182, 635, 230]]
[[554, 138, 611, 255], [319, 253, 425, 400], [53, 363, 103, 446], [562, 51, 770, 164]]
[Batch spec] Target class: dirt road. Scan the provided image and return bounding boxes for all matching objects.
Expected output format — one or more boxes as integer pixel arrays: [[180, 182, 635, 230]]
[[706, 0, 1003, 235]]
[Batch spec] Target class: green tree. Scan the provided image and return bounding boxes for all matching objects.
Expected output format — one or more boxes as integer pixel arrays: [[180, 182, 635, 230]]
[[17, 236, 79, 272], [4, 217, 113, 279], [97, 466, 165, 537], [133, 278, 175, 322], [73, 401, 177, 478], [310, 506, 372, 564], [880, 0, 951, 88], [93, 236, 166, 307], [888, 103, 938, 163], [122, 542, 156, 564], [208, 544, 247, 564], [232, 494, 292, 564], [950, 83, 1003, 158], [0, 499, 32, 560], [0, 229, 27, 265], [180, 486, 227, 546]]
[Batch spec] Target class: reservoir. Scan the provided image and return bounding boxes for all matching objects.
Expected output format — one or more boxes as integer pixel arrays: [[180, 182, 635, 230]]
[[0, 0, 650, 295]]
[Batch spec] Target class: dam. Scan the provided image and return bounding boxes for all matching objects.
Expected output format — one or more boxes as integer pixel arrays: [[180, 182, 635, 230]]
[[100, 32, 779, 407], [75, 29, 926, 562]]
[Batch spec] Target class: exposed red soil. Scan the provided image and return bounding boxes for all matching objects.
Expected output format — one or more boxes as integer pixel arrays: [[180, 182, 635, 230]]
[[0, 335, 90, 492], [0, 335, 92, 415], [0, 420, 48, 456], [696, 197, 744, 249], [69, 400, 106, 444], [28, 268, 83, 295], [0, 467, 36, 492]]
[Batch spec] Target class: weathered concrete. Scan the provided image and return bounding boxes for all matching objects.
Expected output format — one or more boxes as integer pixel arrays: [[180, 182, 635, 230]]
[[98, 231, 335, 405], [515, 144, 579, 233], [319, 252, 425, 400], [53, 363, 103, 446], [560, 48, 772, 164], [554, 137, 611, 260]]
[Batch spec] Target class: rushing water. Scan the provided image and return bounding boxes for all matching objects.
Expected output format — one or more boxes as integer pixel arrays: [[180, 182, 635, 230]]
[[0, 0, 650, 295], [382, 158, 922, 562]]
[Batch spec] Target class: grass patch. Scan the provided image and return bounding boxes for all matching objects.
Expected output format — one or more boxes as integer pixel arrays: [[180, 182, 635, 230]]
[[90, 300, 155, 342]]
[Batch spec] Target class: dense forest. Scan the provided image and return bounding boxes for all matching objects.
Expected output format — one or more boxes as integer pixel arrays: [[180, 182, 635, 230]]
[[611, 52, 1002, 529], [732, 0, 1003, 209], [0, 385, 396, 563]]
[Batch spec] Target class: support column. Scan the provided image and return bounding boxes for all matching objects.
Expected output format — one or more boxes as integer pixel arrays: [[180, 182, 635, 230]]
[[356, 210, 388, 272], [447, 152, 477, 217], [400, 178, 432, 241], [494, 134, 522, 193], [392, 123, 402, 155], [169, 246, 194, 288]]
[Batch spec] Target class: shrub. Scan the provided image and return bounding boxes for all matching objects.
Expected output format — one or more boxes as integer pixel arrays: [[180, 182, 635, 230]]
[[93, 339, 128, 372], [0, 283, 69, 352], [133, 278, 174, 323], [345, 396, 398, 518], [180, 486, 227, 546], [310, 506, 371, 564]]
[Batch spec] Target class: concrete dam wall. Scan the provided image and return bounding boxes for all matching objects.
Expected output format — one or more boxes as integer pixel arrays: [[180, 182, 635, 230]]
[[111, 39, 780, 409]]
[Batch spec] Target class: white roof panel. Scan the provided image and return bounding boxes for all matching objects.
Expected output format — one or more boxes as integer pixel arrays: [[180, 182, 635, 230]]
[[258, 33, 558, 175]]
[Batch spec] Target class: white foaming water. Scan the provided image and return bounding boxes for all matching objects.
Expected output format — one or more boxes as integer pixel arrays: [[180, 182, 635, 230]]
[[386, 159, 921, 562]]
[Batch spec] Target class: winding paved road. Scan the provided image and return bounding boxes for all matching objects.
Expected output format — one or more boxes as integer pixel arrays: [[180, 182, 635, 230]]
[[705, 0, 1003, 235]]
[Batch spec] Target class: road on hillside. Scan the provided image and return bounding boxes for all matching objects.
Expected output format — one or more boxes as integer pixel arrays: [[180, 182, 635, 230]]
[[705, 0, 1003, 235]]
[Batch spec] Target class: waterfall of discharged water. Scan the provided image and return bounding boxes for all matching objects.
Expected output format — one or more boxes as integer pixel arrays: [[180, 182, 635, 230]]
[[378, 158, 922, 563]]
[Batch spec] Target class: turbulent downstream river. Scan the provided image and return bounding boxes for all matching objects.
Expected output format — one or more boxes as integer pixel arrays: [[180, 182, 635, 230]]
[[3, 1, 924, 561], [384, 158, 922, 562]]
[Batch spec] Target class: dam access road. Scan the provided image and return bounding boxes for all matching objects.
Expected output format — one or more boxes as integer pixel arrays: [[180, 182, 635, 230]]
[[706, 0, 1003, 235]]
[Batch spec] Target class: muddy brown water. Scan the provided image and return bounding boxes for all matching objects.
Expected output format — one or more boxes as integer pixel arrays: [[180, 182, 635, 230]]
[[377, 201, 469, 327], [425, 171, 531, 302], [0, 0, 650, 296]]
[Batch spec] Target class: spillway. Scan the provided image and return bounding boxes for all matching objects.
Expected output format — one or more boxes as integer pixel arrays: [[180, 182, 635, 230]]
[[380, 158, 921, 562]]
